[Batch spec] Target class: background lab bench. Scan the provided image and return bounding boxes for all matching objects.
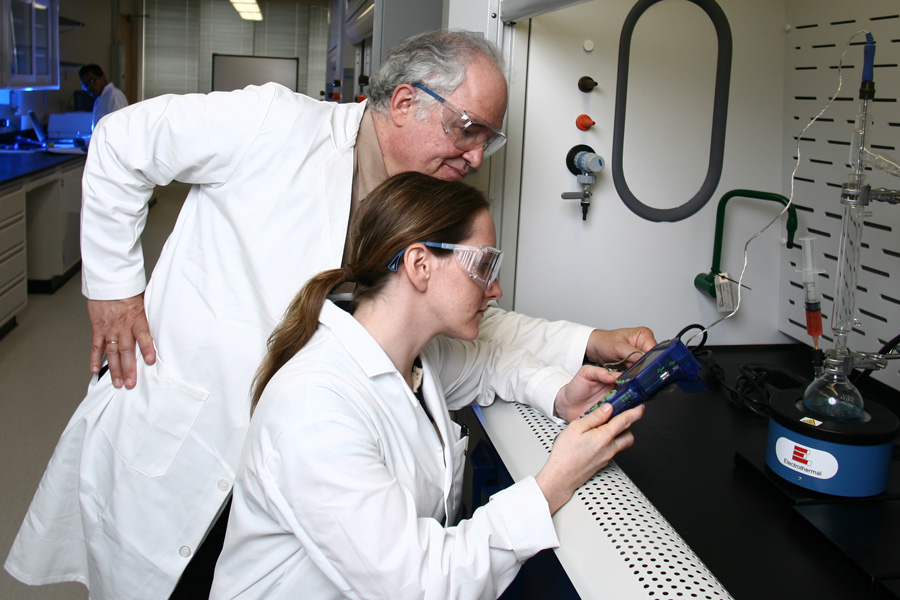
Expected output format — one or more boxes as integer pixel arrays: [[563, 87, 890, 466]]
[[0, 150, 85, 334], [461, 344, 900, 600]]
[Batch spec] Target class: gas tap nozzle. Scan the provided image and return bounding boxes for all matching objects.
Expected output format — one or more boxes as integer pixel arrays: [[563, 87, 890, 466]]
[[562, 144, 605, 220]]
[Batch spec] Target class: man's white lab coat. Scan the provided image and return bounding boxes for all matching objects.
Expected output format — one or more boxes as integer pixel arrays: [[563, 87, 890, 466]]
[[92, 82, 128, 130], [5, 83, 592, 598], [210, 301, 567, 599]]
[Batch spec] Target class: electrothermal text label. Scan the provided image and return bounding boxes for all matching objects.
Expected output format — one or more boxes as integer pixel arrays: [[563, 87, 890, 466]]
[[775, 437, 838, 479]]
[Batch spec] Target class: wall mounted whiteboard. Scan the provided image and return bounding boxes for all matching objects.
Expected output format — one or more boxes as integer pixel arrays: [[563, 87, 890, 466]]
[[212, 54, 299, 92]]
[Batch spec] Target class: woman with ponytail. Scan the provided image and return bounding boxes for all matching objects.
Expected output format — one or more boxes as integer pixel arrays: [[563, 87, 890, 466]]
[[211, 172, 644, 600]]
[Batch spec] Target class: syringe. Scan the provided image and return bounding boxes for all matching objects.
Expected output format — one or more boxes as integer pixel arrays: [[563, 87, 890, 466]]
[[797, 236, 824, 349]]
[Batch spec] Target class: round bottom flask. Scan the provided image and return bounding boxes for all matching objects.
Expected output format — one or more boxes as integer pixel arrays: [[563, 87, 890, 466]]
[[802, 355, 867, 423]]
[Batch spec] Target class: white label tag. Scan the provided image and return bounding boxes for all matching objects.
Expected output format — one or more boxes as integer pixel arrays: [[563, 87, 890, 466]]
[[775, 436, 838, 479], [715, 273, 738, 313]]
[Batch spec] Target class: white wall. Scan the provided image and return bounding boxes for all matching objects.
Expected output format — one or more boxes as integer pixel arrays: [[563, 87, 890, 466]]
[[511, 0, 791, 345], [446, 0, 900, 389]]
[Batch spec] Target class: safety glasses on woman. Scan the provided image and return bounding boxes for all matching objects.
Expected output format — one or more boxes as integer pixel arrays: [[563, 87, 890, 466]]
[[387, 241, 503, 291]]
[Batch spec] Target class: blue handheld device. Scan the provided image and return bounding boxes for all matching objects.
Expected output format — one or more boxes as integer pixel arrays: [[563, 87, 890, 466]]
[[583, 339, 706, 417]]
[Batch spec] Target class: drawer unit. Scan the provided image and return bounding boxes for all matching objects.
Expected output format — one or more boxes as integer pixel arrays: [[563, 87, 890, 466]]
[[0, 154, 85, 330], [0, 241, 26, 287], [0, 184, 27, 326], [0, 248, 26, 325], [0, 212, 25, 256], [0, 183, 25, 222]]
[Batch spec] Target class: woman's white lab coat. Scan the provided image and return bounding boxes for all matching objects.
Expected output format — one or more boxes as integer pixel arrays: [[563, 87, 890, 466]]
[[210, 301, 568, 599], [4, 84, 593, 599]]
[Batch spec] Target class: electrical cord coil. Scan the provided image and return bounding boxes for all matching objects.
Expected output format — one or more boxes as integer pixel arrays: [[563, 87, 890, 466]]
[[693, 348, 809, 418]]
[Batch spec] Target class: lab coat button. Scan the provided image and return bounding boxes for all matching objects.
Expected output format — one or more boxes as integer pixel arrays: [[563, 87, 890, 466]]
[[217, 479, 230, 491], [179, 545, 192, 558]]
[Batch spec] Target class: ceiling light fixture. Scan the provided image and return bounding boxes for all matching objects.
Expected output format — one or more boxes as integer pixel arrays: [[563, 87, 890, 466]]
[[230, 0, 263, 21]]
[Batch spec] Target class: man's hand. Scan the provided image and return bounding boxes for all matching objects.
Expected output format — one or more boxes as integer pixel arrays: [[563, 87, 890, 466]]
[[586, 327, 657, 368], [87, 295, 156, 389]]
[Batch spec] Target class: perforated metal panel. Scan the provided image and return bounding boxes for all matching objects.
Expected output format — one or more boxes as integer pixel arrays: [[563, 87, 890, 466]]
[[481, 401, 732, 599], [778, 1, 900, 391], [516, 404, 731, 599]]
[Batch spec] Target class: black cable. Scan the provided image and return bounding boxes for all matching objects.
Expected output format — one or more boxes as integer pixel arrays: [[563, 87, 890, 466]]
[[675, 323, 707, 351], [596, 323, 707, 370], [611, 0, 732, 223], [693, 349, 808, 418]]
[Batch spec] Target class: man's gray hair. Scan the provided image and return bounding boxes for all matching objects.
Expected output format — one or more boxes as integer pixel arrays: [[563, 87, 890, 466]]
[[367, 30, 506, 116]]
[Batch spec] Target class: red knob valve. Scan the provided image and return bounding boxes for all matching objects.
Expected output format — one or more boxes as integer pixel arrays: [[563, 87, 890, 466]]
[[576, 114, 595, 131]]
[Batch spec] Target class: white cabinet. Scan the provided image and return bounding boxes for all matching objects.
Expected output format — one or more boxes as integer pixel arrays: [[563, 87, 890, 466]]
[[25, 158, 84, 291], [0, 182, 27, 329], [0, 0, 60, 90], [0, 157, 84, 329]]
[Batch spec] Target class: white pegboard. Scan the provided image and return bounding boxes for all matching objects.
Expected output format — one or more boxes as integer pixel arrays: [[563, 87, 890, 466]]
[[778, 0, 900, 391]]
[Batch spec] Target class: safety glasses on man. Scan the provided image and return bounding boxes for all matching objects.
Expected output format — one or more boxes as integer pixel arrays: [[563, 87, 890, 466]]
[[412, 84, 507, 158], [387, 241, 503, 291]]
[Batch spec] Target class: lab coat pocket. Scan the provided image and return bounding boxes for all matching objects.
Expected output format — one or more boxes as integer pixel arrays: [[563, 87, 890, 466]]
[[99, 357, 210, 478]]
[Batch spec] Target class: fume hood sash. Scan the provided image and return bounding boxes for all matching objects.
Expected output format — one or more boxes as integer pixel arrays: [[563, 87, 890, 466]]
[[499, 0, 593, 23]]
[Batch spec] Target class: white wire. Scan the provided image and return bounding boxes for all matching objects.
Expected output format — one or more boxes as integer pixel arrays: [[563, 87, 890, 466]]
[[686, 30, 870, 347], [865, 147, 900, 178]]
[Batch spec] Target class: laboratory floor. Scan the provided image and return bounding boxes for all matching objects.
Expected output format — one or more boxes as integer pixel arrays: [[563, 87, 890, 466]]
[[0, 182, 188, 600]]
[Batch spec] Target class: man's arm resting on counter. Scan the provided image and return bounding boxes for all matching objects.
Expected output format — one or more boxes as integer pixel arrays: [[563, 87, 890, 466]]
[[478, 303, 657, 373]]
